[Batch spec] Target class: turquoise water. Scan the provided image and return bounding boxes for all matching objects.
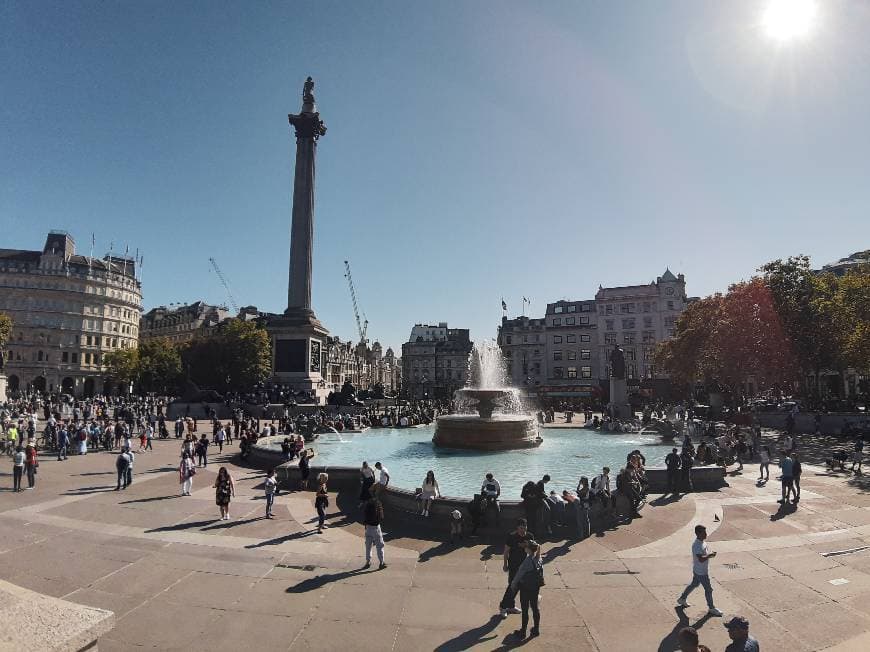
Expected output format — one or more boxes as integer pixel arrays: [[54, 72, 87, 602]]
[[311, 425, 672, 498]]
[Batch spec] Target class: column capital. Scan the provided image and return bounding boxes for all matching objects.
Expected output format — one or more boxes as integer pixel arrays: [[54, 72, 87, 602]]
[[288, 112, 327, 140]]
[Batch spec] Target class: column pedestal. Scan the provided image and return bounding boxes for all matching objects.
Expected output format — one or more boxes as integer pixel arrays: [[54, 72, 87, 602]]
[[609, 376, 632, 420]]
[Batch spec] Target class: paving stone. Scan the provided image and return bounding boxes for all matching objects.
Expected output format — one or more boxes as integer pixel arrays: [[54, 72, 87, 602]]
[[163, 570, 257, 608], [290, 618, 398, 651], [313, 582, 410, 625], [769, 602, 870, 651], [90, 560, 189, 596], [401, 586, 495, 629], [198, 611, 300, 651], [723, 575, 829, 613]]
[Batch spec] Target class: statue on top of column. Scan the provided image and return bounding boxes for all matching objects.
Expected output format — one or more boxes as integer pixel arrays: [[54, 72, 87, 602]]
[[303, 76, 315, 104]]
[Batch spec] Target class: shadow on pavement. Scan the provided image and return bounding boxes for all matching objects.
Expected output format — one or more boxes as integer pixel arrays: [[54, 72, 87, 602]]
[[145, 519, 218, 533], [119, 495, 178, 505], [770, 502, 797, 521], [245, 529, 319, 548], [658, 609, 712, 652], [433, 615, 502, 651], [285, 567, 377, 593]]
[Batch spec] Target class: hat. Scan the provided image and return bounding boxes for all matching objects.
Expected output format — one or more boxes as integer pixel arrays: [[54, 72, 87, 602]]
[[451, 509, 462, 520], [724, 616, 749, 629]]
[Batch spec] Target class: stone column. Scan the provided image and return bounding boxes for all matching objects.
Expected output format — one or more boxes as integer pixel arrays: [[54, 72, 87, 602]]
[[286, 83, 326, 318]]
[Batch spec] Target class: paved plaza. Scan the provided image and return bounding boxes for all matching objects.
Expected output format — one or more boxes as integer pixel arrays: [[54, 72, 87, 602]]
[[3, 429, 870, 651]]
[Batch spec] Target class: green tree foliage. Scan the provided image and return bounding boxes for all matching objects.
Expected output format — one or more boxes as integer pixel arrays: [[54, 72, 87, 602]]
[[182, 320, 271, 392], [103, 348, 140, 386], [654, 295, 723, 386], [0, 312, 12, 350], [760, 256, 842, 379], [833, 265, 870, 373], [137, 338, 183, 394]]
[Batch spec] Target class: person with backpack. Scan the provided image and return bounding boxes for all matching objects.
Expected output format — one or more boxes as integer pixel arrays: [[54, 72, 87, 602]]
[[509, 539, 544, 640]]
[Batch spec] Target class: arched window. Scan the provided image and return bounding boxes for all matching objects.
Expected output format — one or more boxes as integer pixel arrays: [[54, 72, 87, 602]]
[[37, 350, 44, 362]]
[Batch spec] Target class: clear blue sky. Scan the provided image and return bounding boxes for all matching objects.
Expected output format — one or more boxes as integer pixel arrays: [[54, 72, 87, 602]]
[[3, 1, 869, 352]]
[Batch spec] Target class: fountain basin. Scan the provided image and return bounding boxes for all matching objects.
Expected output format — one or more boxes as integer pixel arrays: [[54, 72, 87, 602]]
[[433, 414, 541, 450]]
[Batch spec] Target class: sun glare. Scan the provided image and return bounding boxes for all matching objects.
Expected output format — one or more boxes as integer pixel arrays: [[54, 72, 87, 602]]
[[762, 0, 817, 41]]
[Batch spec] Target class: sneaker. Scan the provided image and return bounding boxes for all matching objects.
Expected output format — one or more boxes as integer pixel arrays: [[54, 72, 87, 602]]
[[708, 607, 723, 617], [529, 627, 540, 638], [378, 563, 387, 570], [363, 562, 371, 569], [676, 599, 689, 608], [507, 607, 522, 614], [499, 609, 508, 618], [513, 629, 527, 640]]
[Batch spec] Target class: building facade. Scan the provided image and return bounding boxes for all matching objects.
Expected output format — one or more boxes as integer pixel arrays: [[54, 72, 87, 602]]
[[497, 269, 689, 402], [402, 323, 472, 399], [0, 231, 142, 397], [140, 301, 230, 344], [595, 269, 687, 381], [322, 337, 401, 394]]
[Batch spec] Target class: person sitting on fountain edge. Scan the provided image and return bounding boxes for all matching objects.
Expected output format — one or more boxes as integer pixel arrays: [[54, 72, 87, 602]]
[[481, 472, 501, 525]]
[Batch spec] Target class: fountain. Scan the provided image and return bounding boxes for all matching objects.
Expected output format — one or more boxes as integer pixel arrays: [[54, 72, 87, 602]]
[[432, 340, 542, 450]]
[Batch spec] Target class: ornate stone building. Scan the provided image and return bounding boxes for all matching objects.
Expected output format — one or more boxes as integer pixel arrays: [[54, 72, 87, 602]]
[[323, 337, 400, 393], [0, 231, 142, 397], [402, 323, 472, 399], [498, 269, 690, 402], [139, 301, 231, 344]]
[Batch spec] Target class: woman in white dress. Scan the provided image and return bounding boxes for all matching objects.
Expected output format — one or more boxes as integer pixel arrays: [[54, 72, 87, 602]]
[[420, 470, 440, 517]]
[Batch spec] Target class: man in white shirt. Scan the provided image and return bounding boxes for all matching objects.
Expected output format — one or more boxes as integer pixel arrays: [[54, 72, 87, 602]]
[[145, 425, 154, 451], [591, 467, 612, 512], [676, 524, 723, 616], [374, 462, 390, 497]]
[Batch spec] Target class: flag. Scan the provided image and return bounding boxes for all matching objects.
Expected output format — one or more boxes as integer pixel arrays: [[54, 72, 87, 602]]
[[501, 299, 507, 311]]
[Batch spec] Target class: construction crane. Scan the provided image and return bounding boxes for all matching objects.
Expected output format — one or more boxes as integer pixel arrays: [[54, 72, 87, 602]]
[[208, 257, 239, 314], [344, 260, 368, 345]]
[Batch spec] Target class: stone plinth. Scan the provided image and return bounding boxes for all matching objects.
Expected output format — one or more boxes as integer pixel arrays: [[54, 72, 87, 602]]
[[0, 374, 6, 402], [0, 578, 114, 651], [609, 376, 632, 419]]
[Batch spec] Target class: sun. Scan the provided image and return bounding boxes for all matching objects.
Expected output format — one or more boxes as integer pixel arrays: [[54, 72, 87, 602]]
[[762, 0, 818, 41]]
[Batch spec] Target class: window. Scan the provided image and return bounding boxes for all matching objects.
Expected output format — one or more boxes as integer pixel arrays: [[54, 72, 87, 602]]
[[552, 318, 561, 326], [605, 319, 614, 331], [605, 333, 617, 344], [581, 304, 592, 312], [62, 352, 68, 363], [581, 349, 591, 360], [626, 349, 636, 361], [622, 318, 635, 329], [581, 366, 592, 378], [86, 335, 92, 346], [523, 335, 528, 343], [72, 352, 78, 364], [94, 354, 100, 366], [566, 334, 576, 343], [554, 306, 564, 314], [643, 348, 654, 361], [580, 334, 591, 342], [624, 332, 636, 344], [667, 300, 674, 310], [605, 305, 613, 315], [505, 335, 512, 344], [643, 316, 653, 328], [553, 335, 563, 344], [553, 366, 564, 378], [567, 305, 576, 313], [628, 363, 636, 379], [568, 351, 577, 360], [567, 366, 578, 378], [534, 334, 540, 342], [579, 316, 590, 325], [642, 331, 656, 343], [565, 317, 575, 325], [643, 302, 650, 312], [553, 350, 563, 361]]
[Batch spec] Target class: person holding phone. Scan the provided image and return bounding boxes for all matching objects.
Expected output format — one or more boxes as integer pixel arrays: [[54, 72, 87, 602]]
[[676, 524, 723, 616]]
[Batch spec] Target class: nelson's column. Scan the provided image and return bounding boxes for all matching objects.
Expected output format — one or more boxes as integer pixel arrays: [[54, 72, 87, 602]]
[[266, 77, 330, 403]]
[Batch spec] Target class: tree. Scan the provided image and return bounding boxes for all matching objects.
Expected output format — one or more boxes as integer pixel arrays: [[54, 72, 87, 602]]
[[655, 295, 723, 387], [103, 348, 139, 386], [182, 320, 271, 392], [760, 256, 843, 391], [137, 338, 183, 394], [0, 312, 11, 367], [833, 265, 870, 373], [656, 279, 799, 396]]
